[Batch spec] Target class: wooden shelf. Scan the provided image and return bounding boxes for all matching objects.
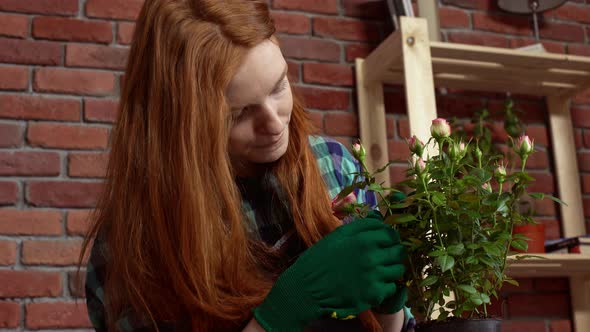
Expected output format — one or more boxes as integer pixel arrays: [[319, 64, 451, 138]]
[[507, 254, 590, 277], [367, 31, 590, 97], [355, 16, 590, 330]]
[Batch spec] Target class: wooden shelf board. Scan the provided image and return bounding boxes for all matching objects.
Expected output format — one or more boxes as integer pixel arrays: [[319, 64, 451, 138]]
[[506, 254, 590, 277], [374, 36, 590, 97]]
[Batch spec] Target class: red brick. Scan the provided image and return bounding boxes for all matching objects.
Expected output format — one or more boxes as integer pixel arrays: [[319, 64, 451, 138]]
[[271, 12, 310, 35], [84, 98, 119, 123], [535, 278, 569, 291], [502, 320, 547, 332], [386, 116, 394, 138], [27, 181, 103, 208], [345, 43, 374, 62], [548, 3, 590, 24], [583, 174, 590, 194], [388, 139, 410, 162], [0, 0, 78, 15], [313, 17, 380, 42], [324, 112, 358, 136], [0, 66, 27, 90], [68, 152, 109, 178], [287, 60, 300, 82], [0, 302, 19, 327], [528, 172, 555, 194], [294, 86, 350, 110], [525, 125, 549, 147], [510, 38, 565, 54], [66, 210, 93, 236], [272, 0, 338, 14], [68, 271, 85, 298], [538, 218, 561, 240], [27, 123, 109, 150], [507, 293, 570, 318], [307, 111, 323, 133], [303, 63, 353, 87], [569, 44, 590, 57], [389, 163, 409, 185], [573, 88, 590, 105], [0, 151, 60, 176], [0, 13, 28, 38], [0, 181, 17, 205], [66, 44, 128, 70], [0, 241, 16, 265], [0, 94, 80, 121], [550, 319, 572, 332], [572, 107, 590, 129], [117, 22, 135, 45], [539, 22, 585, 43], [0, 270, 61, 297], [33, 17, 112, 44], [341, 0, 387, 19], [534, 198, 557, 217], [585, 198, 590, 218], [85, 0, 143, 20], [34, 67, 116, 96], [397, 118, 410, 139], [584, 130, 590, 148], [441, 0, 497, 10], [0, 38, 61, 65], [579, 152, 590, 172], [278, 36, 340, 62], [25, 302, 91, 329], [439, 7, 470, 28], [473, 12, 531, 36], [575, 129, 583, 149], [0, 123, 22, 148], [22, 240, 86, 266], [0, 209, 62, 235], [384, 90, 407, 115], [447, 32, 508, 48]]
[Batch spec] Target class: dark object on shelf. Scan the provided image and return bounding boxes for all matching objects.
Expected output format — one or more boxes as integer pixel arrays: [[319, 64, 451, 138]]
[[415, 319, 501, 332], [498, 0, 567, 40], [545, 236, 581, 253]]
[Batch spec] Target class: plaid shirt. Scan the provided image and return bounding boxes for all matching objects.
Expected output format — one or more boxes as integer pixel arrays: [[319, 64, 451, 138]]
[[85, 135, 413, 331]]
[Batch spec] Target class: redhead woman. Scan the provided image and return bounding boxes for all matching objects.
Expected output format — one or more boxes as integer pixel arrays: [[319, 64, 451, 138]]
[[80, 0, 413, 331]]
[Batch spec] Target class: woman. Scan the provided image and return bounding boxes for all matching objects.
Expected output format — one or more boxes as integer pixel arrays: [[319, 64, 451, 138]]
[[80, 0, 413, 331]]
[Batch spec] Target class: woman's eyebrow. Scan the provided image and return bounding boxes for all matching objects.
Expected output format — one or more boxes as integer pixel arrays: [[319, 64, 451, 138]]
[[271, 63, 288, 91]]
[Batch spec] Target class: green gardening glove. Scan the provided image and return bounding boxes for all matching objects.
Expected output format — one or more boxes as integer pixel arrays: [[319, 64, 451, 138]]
[[253, 212, 406, 331]]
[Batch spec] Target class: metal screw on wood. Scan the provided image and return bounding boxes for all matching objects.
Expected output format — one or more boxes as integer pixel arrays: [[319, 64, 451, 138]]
[[406, 36, 415, 46]]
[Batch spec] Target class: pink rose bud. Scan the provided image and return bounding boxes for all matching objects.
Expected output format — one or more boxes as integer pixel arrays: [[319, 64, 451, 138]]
[[415, 158, 426, 172], [332, 192, 357, 219], [351, 141, 366, 162], [496, 165, 507, 177], [515, 135, 534, 157], [482, 182, 491, 192], [407, 135, 424, 157], [431, 118, 451, 139]]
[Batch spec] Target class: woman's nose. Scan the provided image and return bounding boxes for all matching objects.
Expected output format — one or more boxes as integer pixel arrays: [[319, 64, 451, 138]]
[[256, 102, 284, 135]]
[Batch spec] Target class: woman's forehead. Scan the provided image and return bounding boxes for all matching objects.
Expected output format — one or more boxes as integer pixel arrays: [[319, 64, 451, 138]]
[[226, 40, 286, 107]]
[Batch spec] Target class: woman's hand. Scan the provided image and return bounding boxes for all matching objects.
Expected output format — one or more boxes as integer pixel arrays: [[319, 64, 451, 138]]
[[253, 211, 407, 331]]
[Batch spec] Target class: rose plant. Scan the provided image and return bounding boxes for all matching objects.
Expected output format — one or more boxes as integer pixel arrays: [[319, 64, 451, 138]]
[[337, 117, 563, 327]]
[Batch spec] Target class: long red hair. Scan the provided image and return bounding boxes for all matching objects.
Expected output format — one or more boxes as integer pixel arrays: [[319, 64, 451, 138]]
[[80, 0, 381, 330]]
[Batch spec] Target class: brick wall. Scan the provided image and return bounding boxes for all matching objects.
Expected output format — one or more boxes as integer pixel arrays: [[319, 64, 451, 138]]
[[0, 0, 588, 330]]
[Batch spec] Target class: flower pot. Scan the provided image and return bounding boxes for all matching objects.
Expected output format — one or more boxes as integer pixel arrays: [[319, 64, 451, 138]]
[[415, 318, 501, 332], [513, 223, 546, 253]]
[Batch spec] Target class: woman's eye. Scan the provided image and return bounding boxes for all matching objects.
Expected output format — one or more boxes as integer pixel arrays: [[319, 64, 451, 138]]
[[232, 107, 246, 121], [273, 79, 288, 95]]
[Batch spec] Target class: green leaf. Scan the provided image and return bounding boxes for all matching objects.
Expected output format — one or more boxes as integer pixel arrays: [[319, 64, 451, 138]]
[[504, 279, 519, 287], [447, 243, 465, 256], [437, 255, 455, 272], [469, 293, 484, 306], [466, 256, 479, 265], [511, 239, 528, 251], [458, 192, 479, 203], [419, 275, 439, 287], [368, 183, 384, 194], [457, 284, 477, 294], [428, 250, 446, 257], [431, 192, 446, 206], [384, 213, 416, 225]]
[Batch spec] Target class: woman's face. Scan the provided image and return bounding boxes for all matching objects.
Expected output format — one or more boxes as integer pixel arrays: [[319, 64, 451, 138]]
[[225, 39, 293, 175]]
